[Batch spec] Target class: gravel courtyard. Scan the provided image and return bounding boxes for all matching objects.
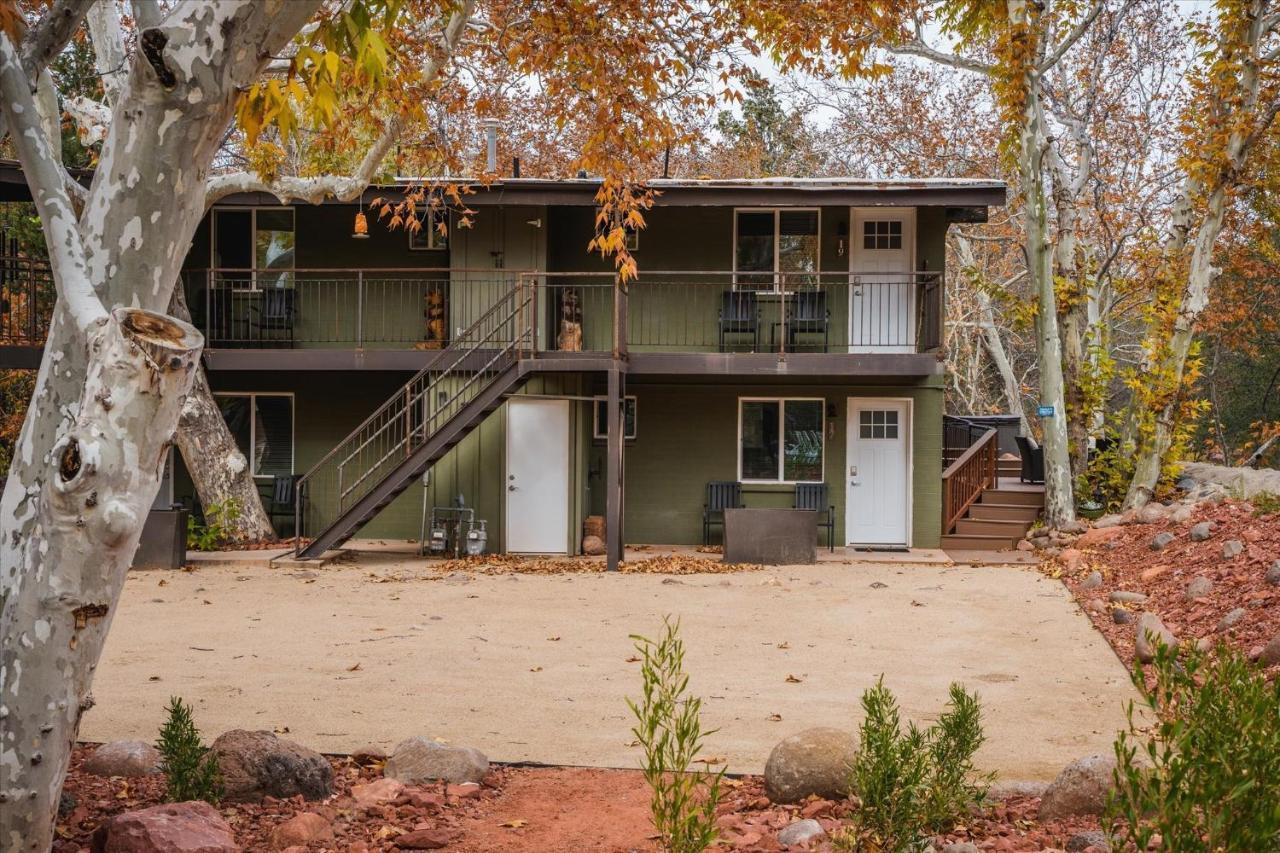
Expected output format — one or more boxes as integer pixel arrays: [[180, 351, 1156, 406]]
[[82, 557, 1139, 781]]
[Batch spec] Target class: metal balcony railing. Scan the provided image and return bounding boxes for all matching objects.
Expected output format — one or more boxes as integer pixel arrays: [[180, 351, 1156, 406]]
[[0, 255, 54, 345]]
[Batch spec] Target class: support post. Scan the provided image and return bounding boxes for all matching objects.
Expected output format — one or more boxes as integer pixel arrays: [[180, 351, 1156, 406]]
[[606, 364, 624, 571]]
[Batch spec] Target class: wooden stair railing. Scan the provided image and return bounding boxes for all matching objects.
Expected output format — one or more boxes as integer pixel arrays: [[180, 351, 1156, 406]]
[[941, 428, 999, 535]]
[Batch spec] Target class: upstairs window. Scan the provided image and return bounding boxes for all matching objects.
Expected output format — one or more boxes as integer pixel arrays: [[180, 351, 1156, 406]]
[[734, 209, 819, 289]]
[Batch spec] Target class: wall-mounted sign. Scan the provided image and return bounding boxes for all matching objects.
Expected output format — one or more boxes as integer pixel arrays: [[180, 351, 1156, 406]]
[[1037, 405, 1055, 417]]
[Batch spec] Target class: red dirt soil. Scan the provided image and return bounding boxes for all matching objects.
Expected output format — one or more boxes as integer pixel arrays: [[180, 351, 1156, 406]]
[[57, 747, 1106, 852], [1058, 500, 1280, 670]]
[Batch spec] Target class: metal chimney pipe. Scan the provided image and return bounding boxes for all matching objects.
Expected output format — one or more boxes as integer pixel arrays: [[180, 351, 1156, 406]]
[[482, 119, 500, 173]]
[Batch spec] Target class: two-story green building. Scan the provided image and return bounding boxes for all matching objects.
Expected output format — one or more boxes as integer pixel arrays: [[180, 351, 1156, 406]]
[[1, 164, 1015, 561]]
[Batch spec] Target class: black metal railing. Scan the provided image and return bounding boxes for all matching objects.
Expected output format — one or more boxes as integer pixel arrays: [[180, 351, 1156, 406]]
[[0, 255, 54, 344], [943, 415, 989, 467]]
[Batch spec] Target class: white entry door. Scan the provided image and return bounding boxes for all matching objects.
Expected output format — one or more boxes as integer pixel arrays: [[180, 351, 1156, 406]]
[[506, 398, 570, 553], [845, 399, 911, 547], [849, 207, 916, 353]]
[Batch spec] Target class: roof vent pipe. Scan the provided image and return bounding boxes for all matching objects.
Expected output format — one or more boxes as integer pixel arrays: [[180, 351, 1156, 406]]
[[482, 118, 500, 173]]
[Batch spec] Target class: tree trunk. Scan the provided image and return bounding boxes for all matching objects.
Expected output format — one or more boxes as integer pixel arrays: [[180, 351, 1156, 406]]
[[0, 309, 202, 851], [170, 287, 276, 542], [976, 288, 1033, 441]]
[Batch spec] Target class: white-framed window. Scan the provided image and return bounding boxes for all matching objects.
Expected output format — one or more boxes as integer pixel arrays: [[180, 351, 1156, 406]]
[[593, 395, 638, 440], [738, 397, 825, 483], [213, 392, 294, 478], [408, 208, 449, 251], [733, 208, 820, 290], [862, 219, 903, 250]]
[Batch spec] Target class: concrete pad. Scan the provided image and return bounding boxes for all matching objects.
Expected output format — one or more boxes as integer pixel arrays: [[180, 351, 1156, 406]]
[[84, 559, 1138, 781]]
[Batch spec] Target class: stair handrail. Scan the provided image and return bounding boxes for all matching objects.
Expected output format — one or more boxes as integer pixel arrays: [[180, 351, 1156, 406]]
[[941, 427, 999, 534], [295, 279, 533, 550]]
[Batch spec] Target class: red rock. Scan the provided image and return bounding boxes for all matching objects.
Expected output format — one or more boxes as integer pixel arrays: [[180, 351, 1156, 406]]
[[91, 801, 239, 853], [347, 844, 370, 853], [446, 783, 482, 800], [732, 830, 763, 847], [352, 777, 405, 808], [401, 789, 446, 810], [800, 800, 831, 819], [1140, 565, 1168, 581], [394, 828, 453, 849], [1059, 548, 1084, 572], [269, 812, 332, 849], [1076, 526, 1124, 548]]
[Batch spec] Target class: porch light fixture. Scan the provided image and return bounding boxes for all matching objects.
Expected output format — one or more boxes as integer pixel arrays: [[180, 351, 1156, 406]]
[[353, 191, 370, 239]]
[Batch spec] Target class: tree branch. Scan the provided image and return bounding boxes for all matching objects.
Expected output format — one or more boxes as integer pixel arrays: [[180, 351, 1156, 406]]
[[19, 0, 95, 80], [65, 94, 112, 145], [131, 0, 164, 31], [0, 31, 106, 331], [1038, 0, 1118, 73], [87, 0, 128, 107], [886, 38, 993, 75]]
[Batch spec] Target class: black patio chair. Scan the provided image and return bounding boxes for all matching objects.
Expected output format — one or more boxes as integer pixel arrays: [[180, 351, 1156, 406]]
[[703, 480, 743, 545], [1015, 435, 1045, 485], [269, 474, 301, 537], [718, 290, 759, 352], [249, 288, 297, 347], [794, 482, 835, 551], [776, 290, 829, 352]]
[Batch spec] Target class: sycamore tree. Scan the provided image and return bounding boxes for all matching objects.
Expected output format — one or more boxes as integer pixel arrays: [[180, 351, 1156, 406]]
[[0, 1, 739, 848]]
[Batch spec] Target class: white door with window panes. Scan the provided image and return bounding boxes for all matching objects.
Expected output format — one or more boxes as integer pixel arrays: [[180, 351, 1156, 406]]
[[849, 207, 915, 353], [845, 399, 910, 547]]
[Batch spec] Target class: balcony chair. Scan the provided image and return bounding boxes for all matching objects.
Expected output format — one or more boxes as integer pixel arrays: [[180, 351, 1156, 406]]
[[718, 290, 760, 352], [774, 290, 829, 352], [703, 480, 743, 545], [793, 482, 835, 551], [269, 474, 301, 538], [248, 288, 297, 348], [1014, 435, 1045, 485]]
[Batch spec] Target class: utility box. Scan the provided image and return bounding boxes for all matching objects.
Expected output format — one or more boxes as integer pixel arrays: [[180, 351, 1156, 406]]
[[132, 506, 188, 570], [723, 508, 817, 565]]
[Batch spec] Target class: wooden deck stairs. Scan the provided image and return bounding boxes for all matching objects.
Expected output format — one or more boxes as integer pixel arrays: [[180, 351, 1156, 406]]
[[941, 420, 1045, 552], [940, 480, 1045, 551]]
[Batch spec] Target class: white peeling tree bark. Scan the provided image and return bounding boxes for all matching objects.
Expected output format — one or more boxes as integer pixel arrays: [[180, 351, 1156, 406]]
[[1, 2, 322, 847]]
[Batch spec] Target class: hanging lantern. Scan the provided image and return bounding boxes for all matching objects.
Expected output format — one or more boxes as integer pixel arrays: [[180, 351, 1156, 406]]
[[352, 209, 369, 239]]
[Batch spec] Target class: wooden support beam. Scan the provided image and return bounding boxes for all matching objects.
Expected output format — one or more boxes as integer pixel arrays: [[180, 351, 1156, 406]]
[[606, 364, 624, 571]]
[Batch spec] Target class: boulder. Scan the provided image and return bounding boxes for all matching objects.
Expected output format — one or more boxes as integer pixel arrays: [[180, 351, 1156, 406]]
[[1189, 521, 1214, 542], [1135, 613, 1177, 663], [1092, 514, 1124, 529], [394, 829, 453, 849], [1149, 532, 1176, 551], [91, 801, 239, 853], [83, 741, 163, 778], [384, 737, 489, 785], [1135, 504, 1167, 525], [1184, 576, 1213, 601], [1108, 590, 1147, 605], [211, 730, 333, 803], [763, 727, 857, 804], [939, 844, 980, 853], [1259, 636, 1280, 667], [581, 535, 606, 556], [1169, 504, 1194, 524], [1058, 520, 1089, 535], [1110, 609, 1132, 625], [1222, 539, 1245, 559], [1038, 754, 1117, 820], [269, 813, 332, 849], [1217, 607, 1246, 631], [351, 778, 405, 809], [1268, 560, 1280, 586], [1079, 571, 1103, 590], [1085, 598, 1107, 614], [776, 818, 826, 847], [1059, 548, 1084, 572]]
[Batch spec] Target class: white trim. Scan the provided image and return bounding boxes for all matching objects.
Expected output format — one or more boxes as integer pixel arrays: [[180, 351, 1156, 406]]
[[845, 396, 914, 547], [592, 395, 637, 440], [732, 207, 822, 290], [737, 396, 826, 484], [211, 391, 295, 479]]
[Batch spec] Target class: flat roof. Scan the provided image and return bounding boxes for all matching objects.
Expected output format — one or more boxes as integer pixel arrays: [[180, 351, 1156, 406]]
[[0, 159, 1006, 208]]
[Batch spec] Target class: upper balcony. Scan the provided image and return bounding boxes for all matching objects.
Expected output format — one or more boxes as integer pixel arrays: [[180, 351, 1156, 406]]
[[178, 268, 944, 376]]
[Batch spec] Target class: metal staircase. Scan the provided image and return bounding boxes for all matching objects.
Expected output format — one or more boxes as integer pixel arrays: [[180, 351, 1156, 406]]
[[294, 281, 535, 559]]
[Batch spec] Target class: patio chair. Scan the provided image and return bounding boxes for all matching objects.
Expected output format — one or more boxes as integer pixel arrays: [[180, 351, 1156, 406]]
[[703, 480, 743, 545], [269, 474, 301, 538], [775, 290, 829, 352], [249, 288, 297, 348], [794, 482, 835, 551], [1014, 435, 1045, 485], [718, 291, 759, 352]]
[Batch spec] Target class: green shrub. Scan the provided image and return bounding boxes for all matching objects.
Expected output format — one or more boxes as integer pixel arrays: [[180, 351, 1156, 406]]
[[186, 498, 241, 551], [1250, 490, 1280, 516], [1106, 641, 1280, 851], [156, 696, 222, 804], [627, 617, 723, 853], [837, 679, 991, 852]]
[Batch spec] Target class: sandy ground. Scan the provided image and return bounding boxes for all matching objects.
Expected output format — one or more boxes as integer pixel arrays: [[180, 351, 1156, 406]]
[[82, 557, 1139, 781]]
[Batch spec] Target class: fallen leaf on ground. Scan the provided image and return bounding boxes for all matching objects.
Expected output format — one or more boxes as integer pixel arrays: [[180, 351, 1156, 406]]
[[767, 713, 782, 722], [546, 636, 560, 641], [785, 674, 803, 683], [500, 819, 527, 829], [776, 642, 790, 649], [530, 666, 542, 672], [347, 663, 362, 671]]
